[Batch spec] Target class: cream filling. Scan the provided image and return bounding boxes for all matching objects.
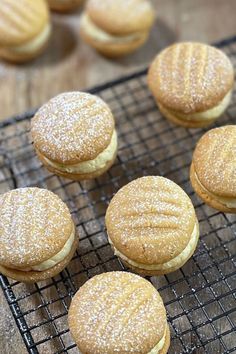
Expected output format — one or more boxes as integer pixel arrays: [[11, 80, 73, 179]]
[[5, 23, 51, 54], [109, 222, 198, 271], [43, 130, 117, 174], [165, 90, 232, 122], [194, 172, 236, 208], [20, 228, 75, 272], [80, 13, 144, 43], [148, 326, 167, 354]]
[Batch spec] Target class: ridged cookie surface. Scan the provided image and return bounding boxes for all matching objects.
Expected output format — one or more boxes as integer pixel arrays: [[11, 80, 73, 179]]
[[0, 188, 73, 269], [68, 272, 168, 354], [148, 42, 234, 113], [0, 0, 49, 46], [86, 0, 155, 35], [192, 125, 236, 197], [106, 176, 196, 264], [31, 92, 115, 164]]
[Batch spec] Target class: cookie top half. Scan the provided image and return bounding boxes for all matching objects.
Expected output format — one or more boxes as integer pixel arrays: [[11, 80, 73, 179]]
[[106, 176, 197, 265], [68, 271, 167, 354], [0, 188, 73, 269], [148, 42, 234, 114], [0, 0, 49, 47], [192, 125, 236, 198], [31, 92, 115, 165], [86, 0, 155, 36]]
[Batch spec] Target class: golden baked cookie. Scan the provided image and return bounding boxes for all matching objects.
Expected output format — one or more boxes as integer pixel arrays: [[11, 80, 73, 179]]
[[148, 42, 234, 128], [105, 176, 199, 275], [31, 92, 118, 181], [68, 271, 170, 354], [0, 188, 77, 283], [0, 0, 51, 63], [47, 0, 83, 12], [80, 0, 155, 58], [190, 125, 236, 213]]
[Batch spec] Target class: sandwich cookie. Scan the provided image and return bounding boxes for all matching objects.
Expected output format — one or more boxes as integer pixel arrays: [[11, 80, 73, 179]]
[[0, 188, 77, 283], [0, 0, 51, 63], [31, 92, 117, 181], [68, 271, 170, 354], [80, 0, 155, 58], [148, 42, 234, 128], [105, 176, 199, 275], [47, 0, 83, 12], [190, 125, 236, 213]]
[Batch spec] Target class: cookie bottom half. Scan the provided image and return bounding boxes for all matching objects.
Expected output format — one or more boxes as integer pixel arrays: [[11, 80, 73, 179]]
[[0, 237, 78, 282], [37, 148, 117, 181], [190, 163, 236, 213], [110, 222, 199, 276], [158, 102, 216, 128], [0, 23, 51, 63], [80, 14, 148, 58]]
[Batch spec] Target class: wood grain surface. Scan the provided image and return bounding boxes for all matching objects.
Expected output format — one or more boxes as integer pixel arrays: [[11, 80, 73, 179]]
[[0, 1, 236, 353], [0, 0, 236, 121]]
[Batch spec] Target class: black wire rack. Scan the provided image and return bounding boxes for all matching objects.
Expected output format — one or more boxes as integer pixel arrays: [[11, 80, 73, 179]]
[[0, 36, 236, 354]]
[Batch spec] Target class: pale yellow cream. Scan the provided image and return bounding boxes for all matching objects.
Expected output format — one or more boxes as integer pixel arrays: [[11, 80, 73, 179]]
[[165, 90, 232, 122], [43, 130, 117, 174], [80, 13, 144, 43], [21, 228, 75, 272], [6, 23, 51, 54], [194, 172, 236, 208], [109, 222, 198, 271], [148, 326, 167, 354]]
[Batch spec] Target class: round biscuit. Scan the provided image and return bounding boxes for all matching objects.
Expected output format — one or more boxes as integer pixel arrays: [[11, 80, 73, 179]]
[[68, 271, 169, 354], [0, 188, 74, 269], [148, 42, 234, 114], [106, 176, 198, 265], [31, 92, 115, 165]]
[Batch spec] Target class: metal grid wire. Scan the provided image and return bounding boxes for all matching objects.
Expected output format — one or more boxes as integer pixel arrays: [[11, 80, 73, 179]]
[[0, 36, 236, 354]]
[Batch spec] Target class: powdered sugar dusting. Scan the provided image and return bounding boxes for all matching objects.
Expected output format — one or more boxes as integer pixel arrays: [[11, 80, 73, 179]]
[[31, 92, 114, 164], [0, 188, 72, 268], [106, 176, 196, 264], [69, 272, 167, 353]]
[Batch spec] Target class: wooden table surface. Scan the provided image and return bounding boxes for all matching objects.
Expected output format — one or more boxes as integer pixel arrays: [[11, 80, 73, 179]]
[[0, 0, 236, 353]]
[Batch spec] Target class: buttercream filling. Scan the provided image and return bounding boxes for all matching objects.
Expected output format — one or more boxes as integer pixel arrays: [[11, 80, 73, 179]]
[[162, 90, 232, 122], [194, 171, 236, 208], [6, 228, 75, 272], [109, 222, 198, 271], [148, 325, 167, 354], [5, 23, 51, 54], [42, 130, 117, 174], [80, 13, 145, 43]]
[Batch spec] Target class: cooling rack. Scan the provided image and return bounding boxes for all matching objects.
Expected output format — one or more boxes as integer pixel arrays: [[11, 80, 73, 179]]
[[0, 35, 236, 354]]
